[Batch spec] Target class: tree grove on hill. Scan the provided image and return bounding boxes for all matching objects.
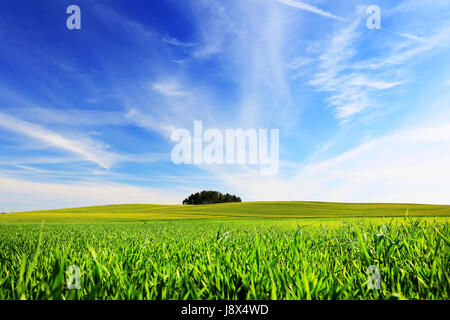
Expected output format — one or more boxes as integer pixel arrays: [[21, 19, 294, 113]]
[[182, 191, 242, 205]]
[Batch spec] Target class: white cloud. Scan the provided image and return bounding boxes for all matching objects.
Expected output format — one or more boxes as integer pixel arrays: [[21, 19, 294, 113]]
[[275, 0, 348, 22], [307, 18, 378, 119], [6, 108, 128, 126], [94, 4, 154, 39], [220, 1, 298, 128], [353, 26, 450, 70], [305, 15, 423, 120], [0, 112, 119, 169], [150, 81, 191, 97], [0, 175, 185, 212], [124, 107, 176, 138], [395, 32, 433, 45], [284, 57, 314, 70], [183, 1, 236, 58], [162, 36, 195, 48], [346, 75, 403, 90], [220, 123, 450, 205], [324, 75, 403, 119], [293, 7, 450, 122]]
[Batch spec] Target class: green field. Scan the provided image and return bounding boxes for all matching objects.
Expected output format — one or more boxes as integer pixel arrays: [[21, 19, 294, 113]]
[[0, 202, 449, 300], [2, 201, 450, 222]]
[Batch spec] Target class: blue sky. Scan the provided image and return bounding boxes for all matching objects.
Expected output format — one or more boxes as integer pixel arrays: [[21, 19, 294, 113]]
[[1, 0, 450, 211]]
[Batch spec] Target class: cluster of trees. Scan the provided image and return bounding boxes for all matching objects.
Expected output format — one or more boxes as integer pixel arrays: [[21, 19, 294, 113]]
[[182, 190, 242, 205]]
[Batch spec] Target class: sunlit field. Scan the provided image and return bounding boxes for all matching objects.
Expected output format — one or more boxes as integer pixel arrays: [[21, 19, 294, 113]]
[[2, 201, 450, 223], [0, 202, 449, 300]]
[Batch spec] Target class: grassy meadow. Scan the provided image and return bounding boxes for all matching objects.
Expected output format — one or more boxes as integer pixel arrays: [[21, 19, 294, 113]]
[[0, 202, 449, 300], [2, 201, 450, 223]]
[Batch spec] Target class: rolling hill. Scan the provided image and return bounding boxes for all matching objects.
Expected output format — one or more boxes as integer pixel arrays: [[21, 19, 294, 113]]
[[1, 201, 450, 223]]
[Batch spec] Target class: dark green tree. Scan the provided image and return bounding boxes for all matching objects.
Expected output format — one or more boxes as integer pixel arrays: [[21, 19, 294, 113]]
[[182, 191, 242, 205]]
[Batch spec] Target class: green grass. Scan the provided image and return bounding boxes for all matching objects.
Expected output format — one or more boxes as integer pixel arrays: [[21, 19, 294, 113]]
[[0, 202, 449, 300]]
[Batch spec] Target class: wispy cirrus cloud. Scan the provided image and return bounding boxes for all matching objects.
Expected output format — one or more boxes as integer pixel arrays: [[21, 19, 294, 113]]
[[325, 74, 404, 119], [281, 2, 447, 121], [162, 36, 196, 48], [305, 17, 394, 120], [4, 108, 128, 126], [124, 107, 177, 138], [345, 75, 403, 90], [275, 0, 348, 22], [0, 112, 119, 169], [352, 25, 450, 70], [150, 81, 191, 97], [392, 31, 434, 45]]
